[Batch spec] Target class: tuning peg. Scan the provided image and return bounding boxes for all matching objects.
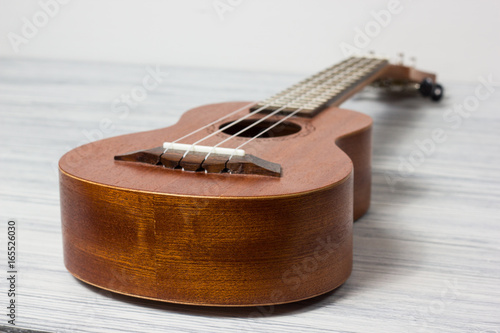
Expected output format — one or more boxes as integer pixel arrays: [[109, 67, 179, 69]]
[[418, 78, 444, 102], [398, 52, 404, 65], [409, 56, 417, 68], [418, 78, 434, 97], [430, 83, 444, 101]]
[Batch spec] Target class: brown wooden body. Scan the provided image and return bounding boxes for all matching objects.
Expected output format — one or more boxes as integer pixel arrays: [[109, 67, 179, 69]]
[[59, 102, 372, 306]]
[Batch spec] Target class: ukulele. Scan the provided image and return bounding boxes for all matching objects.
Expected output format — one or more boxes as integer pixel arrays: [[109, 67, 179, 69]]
[[59, 55, 442, 306]]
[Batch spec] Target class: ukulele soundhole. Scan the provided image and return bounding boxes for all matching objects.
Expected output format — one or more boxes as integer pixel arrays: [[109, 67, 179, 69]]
[[220, 119, 301, 138]]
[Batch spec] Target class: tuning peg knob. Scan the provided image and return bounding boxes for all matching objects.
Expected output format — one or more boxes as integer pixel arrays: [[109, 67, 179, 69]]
[[418, 78, 434, 97], [430, 83, 444, 102]]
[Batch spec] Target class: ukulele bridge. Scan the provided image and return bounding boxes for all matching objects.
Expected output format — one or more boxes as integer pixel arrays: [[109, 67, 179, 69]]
[[114, 146, 281, 177]]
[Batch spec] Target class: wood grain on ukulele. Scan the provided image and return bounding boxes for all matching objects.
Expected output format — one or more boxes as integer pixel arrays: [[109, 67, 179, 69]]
[[59, 55, 443, 306]]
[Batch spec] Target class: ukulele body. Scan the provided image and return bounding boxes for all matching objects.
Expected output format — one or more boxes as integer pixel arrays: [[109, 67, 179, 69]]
[[59, 101, 372, 306]]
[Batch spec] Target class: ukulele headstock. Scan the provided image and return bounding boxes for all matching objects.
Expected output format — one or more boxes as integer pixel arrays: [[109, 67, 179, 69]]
[[371, 53, 444, 101]]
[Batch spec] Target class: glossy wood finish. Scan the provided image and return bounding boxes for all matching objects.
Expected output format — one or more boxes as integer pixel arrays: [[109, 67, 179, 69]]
[[59, 102, 373, 306]]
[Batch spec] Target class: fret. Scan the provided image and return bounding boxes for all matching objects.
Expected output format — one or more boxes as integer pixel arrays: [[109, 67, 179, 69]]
[[252, 56, 389, 117]]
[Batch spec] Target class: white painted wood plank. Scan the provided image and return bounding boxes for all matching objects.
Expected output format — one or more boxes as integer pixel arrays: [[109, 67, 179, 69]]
[[0, 58, 498, 333]]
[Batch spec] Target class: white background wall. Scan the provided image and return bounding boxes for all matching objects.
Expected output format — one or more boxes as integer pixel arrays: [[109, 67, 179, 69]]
[[1, 0, 499, 82]]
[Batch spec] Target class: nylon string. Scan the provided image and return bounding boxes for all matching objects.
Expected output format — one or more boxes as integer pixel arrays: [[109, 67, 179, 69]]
[[202, 57, 372, 161], [164, 56, 363, 155]]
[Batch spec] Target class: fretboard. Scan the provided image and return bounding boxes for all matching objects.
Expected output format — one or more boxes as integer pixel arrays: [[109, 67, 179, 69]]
[[252, 56, 389, 117]]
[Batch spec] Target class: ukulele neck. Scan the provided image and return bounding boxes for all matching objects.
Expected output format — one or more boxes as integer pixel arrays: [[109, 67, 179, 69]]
[[251, 56, 389, 117]]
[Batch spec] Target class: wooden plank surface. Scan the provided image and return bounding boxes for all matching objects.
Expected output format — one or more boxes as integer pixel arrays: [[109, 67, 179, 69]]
[[0, 58, 499, 333]]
